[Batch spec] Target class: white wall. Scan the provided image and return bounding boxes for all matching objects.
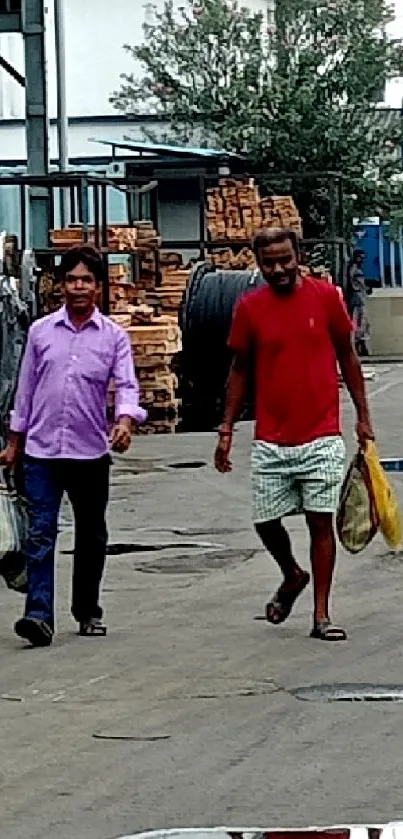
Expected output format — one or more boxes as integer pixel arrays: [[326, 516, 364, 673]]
[[0, 117, 164, 163]]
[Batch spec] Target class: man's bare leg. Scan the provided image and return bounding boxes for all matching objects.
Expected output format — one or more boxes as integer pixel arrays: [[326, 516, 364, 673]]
[[255, 519, 310, 624], [305, 511, 347, 641]]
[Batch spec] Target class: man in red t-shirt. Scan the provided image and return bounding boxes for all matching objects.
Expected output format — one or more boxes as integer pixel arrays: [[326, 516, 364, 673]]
[[214, 228, 374, 641]]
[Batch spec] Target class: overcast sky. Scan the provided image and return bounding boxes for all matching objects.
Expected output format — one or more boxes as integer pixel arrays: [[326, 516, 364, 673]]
[[385, 0, 403, 107]]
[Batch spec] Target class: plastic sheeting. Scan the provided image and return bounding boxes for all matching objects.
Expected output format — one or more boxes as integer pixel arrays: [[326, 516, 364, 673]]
[[0, 234, 29, 450]]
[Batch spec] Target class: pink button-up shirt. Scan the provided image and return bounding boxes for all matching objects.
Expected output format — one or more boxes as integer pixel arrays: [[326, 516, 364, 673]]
[[10, 306, 147, 460]]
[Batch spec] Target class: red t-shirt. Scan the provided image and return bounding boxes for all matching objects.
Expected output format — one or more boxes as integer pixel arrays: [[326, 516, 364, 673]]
[[228, 276, 353, 445]]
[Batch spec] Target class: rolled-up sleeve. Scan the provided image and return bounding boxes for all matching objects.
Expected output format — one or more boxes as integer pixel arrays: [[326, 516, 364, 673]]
[[10, 328, 38, 433], [113, 329, 147, 425]]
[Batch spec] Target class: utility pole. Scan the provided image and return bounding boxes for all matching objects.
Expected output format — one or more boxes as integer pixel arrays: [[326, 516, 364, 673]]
[[54, 0, 69, 227], [22, 0, 50, 249]]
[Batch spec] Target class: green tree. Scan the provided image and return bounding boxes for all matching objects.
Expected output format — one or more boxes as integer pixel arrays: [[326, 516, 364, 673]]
[[111, 0, 403, 240]]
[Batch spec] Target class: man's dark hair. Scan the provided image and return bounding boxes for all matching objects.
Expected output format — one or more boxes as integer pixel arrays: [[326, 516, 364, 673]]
[[353, 248, 365, 260], [252, 227, 300, 256], [59, 244, 105, 285]]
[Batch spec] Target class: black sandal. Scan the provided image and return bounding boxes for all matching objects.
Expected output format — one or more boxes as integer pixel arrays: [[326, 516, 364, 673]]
[[15, 617, 53, 647], [310, 619, 347, 642], [266, 571, 310, 625], [79, 617, 107, 637]]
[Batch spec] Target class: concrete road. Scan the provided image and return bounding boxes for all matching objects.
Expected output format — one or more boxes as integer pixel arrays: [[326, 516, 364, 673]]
[[1, 365, 403, 839]]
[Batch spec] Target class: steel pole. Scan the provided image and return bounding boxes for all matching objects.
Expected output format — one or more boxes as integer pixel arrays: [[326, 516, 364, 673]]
[[54, 0, 69, 227], [22, 0, 50, 249]]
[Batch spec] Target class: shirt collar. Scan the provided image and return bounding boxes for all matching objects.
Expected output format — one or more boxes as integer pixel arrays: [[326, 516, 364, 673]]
[[53, 305, 102, 330]]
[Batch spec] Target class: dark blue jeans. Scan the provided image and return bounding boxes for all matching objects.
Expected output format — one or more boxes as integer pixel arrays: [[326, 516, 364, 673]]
[[23, 455, 110, 629]]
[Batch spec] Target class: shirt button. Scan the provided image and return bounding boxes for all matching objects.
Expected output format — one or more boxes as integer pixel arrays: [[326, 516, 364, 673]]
[[71, 355, 77, 361]]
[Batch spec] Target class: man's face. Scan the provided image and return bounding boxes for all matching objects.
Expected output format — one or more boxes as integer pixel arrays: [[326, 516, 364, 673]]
[[257, 238, 299, 294], [62, 261, 99, 314], [355, 253, 364, 267]]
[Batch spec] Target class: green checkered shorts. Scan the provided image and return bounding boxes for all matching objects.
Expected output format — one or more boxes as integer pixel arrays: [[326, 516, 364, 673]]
[[251, 435, 346, 523]]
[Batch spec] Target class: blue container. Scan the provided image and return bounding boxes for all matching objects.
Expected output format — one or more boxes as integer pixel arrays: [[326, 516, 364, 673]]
[[354, 221, 403, 287]]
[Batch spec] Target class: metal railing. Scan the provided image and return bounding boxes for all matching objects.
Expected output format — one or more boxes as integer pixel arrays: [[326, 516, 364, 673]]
[[0, 170, 348, 311]]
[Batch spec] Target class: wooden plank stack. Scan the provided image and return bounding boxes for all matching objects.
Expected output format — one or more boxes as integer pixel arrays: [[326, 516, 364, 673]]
[[151, 266, 190, 315], [109, 306, 182, 435], [206, 178, 303, 269], [133, 249, 190, 316], [50, 221, 160, 253], [106, 249, 187, 434], [40, 222, 184, 434], [209, 247, 256, 270]]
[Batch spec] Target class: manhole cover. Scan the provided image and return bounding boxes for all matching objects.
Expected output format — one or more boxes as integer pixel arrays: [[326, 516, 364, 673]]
[[291, 683, 403, 702]]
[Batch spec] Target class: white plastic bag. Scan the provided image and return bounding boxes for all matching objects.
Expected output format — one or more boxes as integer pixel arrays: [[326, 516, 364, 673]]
[[0, 472, 28, 593]]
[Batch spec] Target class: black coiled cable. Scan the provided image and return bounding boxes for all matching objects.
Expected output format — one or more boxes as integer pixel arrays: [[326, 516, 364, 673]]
[[180, 263, 264, 431]]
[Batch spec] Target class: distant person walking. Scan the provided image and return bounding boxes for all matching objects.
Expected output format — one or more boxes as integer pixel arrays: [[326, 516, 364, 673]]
[[346, 249, 370, 356], [0, 245, 146, 647], [214, 229, 374, 641]]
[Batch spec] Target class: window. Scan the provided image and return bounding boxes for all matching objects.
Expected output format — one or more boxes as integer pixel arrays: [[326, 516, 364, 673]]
[[0, 1, 21, 12]]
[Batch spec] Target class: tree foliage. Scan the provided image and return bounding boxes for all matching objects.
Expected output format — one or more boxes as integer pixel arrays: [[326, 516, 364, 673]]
[[111, 0, 403, 239]]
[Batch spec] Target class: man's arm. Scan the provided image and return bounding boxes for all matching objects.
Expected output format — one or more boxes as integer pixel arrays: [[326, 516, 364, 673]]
[[328, 286, 374, 443], [337, 340, 372, 428], [110, 330, 147, 452], [0, 328, 38, 466], [221, 350, 250, 432], [215, 298, 252, 472]]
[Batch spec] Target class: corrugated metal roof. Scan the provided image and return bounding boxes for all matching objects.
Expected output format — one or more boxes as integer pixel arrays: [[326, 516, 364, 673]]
[[89, 137, 243, 159]]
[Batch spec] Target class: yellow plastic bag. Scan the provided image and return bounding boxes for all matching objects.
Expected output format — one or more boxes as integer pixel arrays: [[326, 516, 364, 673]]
[[364, 441, 403, 549]]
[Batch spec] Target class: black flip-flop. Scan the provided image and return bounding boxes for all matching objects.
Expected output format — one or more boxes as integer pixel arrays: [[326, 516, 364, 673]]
[[15, 617, 53, 647], [79, 617, 107, 637], [310, 620, 347, 642], [266, 571, 310, 625]]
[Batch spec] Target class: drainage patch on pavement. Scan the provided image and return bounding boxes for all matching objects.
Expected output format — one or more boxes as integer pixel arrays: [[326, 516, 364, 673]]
[[111, 458, 165, 476], [291, 683, 403, 702], [168, 526, 249, 537], [135, 548, 257, 574], [93, 731, 171, 742], [165, 676, 280, 701], [60, 540, 227, 557], [105, 541, 218, 556], [166, 460, 207, 470], [182, 681, 279, 700]]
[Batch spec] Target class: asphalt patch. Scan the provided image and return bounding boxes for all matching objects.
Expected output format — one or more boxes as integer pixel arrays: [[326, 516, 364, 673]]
[[291, 683, 403, 702]]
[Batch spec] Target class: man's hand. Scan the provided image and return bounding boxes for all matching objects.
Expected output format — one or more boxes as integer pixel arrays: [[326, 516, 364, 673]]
[[110, 417, 133, 454], [356, 417, 375, 449], [0, 442, 20, 471], [214, 428, 233, 473]]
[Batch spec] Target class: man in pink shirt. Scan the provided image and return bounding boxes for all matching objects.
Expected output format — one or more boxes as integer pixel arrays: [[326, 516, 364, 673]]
[[0, 245, 146, 647]]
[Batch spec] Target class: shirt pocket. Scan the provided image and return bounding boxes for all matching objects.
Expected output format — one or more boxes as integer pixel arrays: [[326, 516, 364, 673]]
[[81, 349, 114, 384]]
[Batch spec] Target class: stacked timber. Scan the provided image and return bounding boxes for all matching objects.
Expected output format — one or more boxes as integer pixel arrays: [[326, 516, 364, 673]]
[[151, 266, 190, 316], [50, 221, 160, 253], [39, 271, 63, 313], [109, 305, 182, 434], [209, 247, 256, 270], [132, 250, 190, 316], [206, 178, 303, 269], [41, 222, 160, 313], [108, 262, 137, 312]]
